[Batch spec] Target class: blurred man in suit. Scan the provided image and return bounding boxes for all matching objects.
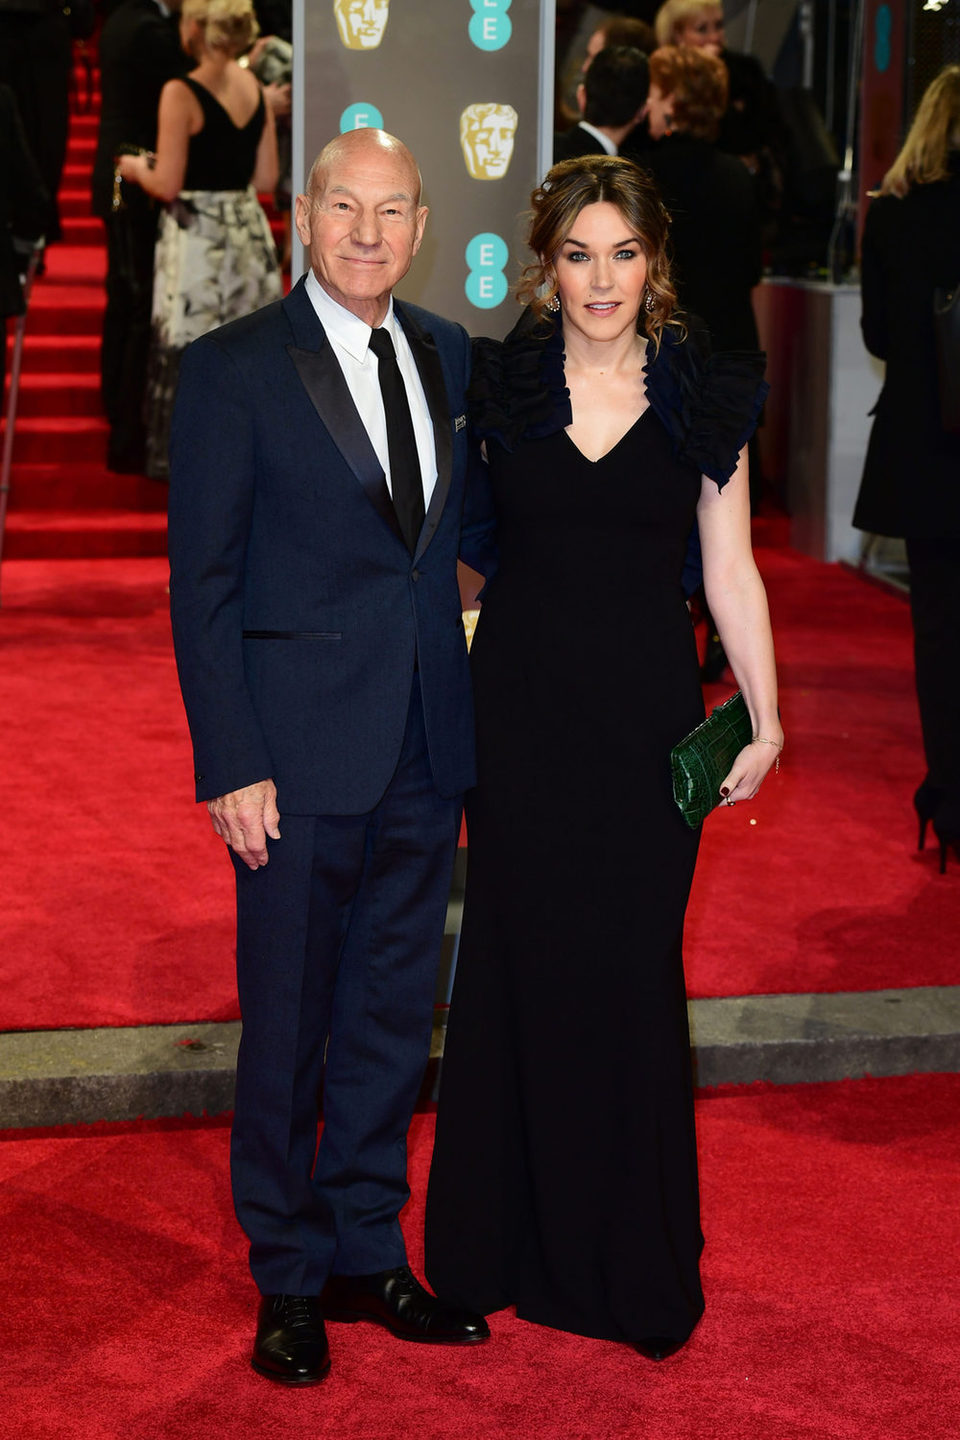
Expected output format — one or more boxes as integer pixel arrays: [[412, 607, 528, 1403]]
[[554, 44, 650, 163], [92, 0, 186, 472], [1, 82, 47, 393]]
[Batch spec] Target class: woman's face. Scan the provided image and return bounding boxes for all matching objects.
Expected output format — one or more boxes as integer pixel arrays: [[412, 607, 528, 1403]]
[[552, 202, 648, 347], [645, 82, 674, 139], [677, 9, 725, 56]]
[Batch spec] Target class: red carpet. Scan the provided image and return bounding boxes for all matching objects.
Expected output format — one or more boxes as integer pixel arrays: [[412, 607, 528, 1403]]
[[0, 538, 955, 1032], [1, 1074, 957, 1439]]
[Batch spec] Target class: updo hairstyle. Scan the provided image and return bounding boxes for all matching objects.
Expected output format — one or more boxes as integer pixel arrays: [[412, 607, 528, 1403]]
[[517, 155, 682, 352], [181, 0, 259, 59], [648, 45, 728, 142]]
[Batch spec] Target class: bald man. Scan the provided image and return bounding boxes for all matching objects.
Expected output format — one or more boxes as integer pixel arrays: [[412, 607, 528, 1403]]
[[168, 130, 494, 1384]]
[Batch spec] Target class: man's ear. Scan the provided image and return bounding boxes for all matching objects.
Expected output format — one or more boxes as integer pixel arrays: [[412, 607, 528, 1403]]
[[576, 81, 586, 118]]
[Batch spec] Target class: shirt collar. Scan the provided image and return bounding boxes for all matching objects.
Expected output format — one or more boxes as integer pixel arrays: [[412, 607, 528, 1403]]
[[305, 268, 397, 363], [577, 121, 618, 156], [153, 0, 172, 16]]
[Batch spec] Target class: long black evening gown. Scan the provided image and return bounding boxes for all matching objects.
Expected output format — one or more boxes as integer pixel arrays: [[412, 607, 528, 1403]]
[[425, 310, 766, 1345]]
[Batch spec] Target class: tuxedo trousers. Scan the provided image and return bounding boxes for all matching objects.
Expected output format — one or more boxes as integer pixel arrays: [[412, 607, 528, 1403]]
[[230, 674, 461, 1295]]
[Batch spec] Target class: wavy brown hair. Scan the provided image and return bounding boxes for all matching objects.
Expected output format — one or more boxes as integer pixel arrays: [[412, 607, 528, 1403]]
[[649, 45, 728, 142], [517, 155, 682, 352]]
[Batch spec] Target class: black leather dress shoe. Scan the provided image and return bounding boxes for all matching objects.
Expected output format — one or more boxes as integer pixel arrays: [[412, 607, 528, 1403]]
[[251, 1294, 331, 1385], [321, 1265, 490, 1344]]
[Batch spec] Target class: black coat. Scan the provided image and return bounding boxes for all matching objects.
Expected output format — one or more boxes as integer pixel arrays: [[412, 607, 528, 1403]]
[[91, 0, 187, 220], [0, 81, 47, 319], [853, 160, 960, 540], [641, 133, 762, 351], [552, 123, 612, 165]]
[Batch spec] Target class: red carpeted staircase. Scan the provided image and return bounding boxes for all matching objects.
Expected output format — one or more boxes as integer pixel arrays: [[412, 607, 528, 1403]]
[[3, 77, 169, 562]]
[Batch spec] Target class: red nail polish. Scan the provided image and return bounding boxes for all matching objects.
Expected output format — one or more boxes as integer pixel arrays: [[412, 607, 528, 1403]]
[[719, 787, 729, 797]]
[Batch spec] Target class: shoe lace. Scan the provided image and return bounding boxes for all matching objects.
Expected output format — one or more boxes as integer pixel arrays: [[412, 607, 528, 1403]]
[[277, 1294, 319, 1328]]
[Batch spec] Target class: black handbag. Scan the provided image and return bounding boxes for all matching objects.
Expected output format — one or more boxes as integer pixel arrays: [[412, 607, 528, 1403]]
[[670, 691, 753, 829], [933, 283, 960, 435]]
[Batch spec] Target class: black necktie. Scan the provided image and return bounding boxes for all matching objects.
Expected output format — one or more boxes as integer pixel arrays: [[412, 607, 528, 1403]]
[[368, 327, 425, 554]]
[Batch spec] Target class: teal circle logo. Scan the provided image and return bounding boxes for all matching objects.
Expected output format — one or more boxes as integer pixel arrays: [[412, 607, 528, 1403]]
[[465, 233, 508, 309], [340, 102, 384, 132], [874, 6, 892, 74], [469, 0, 512, 52]]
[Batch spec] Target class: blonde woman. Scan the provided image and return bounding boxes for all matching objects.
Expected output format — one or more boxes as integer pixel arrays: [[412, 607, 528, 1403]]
[[118, 0, 280, 478], [853, 66, 960, 870], [654, 0, 725, 52], [654, 0, 781, 180]]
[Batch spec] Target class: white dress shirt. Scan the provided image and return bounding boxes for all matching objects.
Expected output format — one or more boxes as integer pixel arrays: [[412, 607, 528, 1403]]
[[304, 268, 438, 509], [577, 121, 618, 156]]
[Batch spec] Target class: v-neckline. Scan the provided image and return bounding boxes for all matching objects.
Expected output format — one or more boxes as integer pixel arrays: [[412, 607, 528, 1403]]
[[562, 404, 653, 465], [187, 76, 262, 132]]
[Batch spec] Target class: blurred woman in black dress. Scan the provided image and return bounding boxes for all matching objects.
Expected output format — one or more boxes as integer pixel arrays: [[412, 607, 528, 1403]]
[[852, 66, 960, 871], [425, 156, 781, 1358]]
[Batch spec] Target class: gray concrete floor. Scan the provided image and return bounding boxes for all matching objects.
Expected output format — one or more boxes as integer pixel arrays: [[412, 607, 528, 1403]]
[[2, 985, 959, 1129]]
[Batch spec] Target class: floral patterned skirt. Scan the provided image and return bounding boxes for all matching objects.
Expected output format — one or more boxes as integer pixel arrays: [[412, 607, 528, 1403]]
[[145, 187, 282, 479]]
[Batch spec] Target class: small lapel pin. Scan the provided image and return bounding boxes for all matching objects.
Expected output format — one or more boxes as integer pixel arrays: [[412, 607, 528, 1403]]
[[454, 414, 467, 432]]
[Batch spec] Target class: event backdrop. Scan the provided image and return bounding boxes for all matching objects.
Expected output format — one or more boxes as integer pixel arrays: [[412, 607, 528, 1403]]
[[292, 0, 555, 338]]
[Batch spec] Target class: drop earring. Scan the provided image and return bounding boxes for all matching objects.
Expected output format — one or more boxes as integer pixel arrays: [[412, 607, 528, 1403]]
[[545, 295, 560, 314], [644, 288, 656, 313]]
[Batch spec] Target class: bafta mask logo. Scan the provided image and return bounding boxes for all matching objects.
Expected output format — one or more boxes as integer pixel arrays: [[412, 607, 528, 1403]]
[[460, 103, 519, 180], [333, 0, 389, 50]]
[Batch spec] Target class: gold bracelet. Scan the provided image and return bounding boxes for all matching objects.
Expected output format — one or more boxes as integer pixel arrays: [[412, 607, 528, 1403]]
[[752, 735, 782, 773]]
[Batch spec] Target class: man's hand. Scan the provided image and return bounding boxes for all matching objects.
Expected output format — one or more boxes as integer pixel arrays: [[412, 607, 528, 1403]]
[[207, 780, 280, 869]]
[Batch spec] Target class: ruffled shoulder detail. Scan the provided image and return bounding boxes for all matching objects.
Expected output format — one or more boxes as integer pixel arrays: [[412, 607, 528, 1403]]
[[644, 321, 769, 489], [467, 307, 572, 450]]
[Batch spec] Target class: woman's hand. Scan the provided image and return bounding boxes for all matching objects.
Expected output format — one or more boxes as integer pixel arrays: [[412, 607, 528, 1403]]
[[718, 732, 784, 807], [117, 152, 153, 185], [264, 81, 291, 118]]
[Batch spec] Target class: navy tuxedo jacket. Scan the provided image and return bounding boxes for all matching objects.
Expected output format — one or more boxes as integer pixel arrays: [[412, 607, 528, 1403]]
[[168, 276, 495, 815]]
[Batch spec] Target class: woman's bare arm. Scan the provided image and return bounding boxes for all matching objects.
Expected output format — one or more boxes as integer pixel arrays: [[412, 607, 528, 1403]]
[[697, 449, 783, 802], [118, 79, 196, 203]]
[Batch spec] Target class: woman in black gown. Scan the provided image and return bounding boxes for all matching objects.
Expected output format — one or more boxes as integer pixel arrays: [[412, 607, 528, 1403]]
[[425, 156, 781, 1357]]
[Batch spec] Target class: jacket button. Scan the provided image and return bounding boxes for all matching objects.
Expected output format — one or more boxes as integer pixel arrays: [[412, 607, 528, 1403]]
[[195, 773, 204, 782]]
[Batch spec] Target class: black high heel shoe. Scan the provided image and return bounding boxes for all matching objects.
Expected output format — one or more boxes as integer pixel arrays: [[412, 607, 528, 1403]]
[[932, 799, 960, 875], [914, 780, 943, 853]]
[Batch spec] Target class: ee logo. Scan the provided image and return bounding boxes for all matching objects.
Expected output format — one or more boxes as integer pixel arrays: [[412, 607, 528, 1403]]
[[340, 102, 384, 131], [465, 233, 508, 309], [469, 0, 511, 53]]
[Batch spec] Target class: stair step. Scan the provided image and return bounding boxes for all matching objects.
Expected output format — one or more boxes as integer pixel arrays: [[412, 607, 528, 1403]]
[[4, 463, 168, 512], [4, 373, 102, 419], [23, 284, 104, 335], [2, 507, 167, 561], [8, 416, 109, 465], [60, 215, 103, 246], [5, 334, 101, 375], [59, 187, 93, 218], [38, 245, 106, 283]]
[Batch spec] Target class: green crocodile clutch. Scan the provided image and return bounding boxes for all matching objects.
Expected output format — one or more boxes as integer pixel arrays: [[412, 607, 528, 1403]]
[[670, 691, 752, 828]]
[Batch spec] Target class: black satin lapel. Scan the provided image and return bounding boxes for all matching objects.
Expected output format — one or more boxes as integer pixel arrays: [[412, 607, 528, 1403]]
[[403, 325, 454, 562], [286, 343, 404, 547]]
